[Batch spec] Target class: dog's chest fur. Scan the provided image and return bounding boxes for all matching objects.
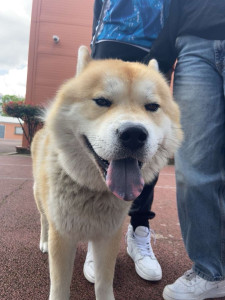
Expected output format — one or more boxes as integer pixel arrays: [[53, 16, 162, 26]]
[[47, 155, 131, 239]]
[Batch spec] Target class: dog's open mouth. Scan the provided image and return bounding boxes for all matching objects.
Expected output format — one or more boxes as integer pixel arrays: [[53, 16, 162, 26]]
[[83, 136, 144, 201]]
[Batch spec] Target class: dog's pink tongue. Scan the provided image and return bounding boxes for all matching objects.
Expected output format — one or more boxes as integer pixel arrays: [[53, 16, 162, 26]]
[[106, 158, 144, 201]]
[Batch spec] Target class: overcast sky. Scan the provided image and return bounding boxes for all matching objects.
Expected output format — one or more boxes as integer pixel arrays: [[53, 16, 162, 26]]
[[0, 0, 32, 97]]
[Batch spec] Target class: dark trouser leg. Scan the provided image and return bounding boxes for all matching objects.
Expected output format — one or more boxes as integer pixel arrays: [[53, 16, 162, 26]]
[[129, 176, 158, 230]]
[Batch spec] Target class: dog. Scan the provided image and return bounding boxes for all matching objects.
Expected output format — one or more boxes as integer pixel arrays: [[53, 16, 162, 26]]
[[31, 46, 182, 300]]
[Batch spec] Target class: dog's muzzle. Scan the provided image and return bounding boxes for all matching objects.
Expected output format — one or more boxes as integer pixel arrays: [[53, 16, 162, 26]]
[[83, 124, 148, 201]]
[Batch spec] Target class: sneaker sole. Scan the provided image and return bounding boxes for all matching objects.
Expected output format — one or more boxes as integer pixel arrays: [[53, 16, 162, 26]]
[[83, 265, 95, 284], [127, 247, 162, 281], [163, 286, 225, 300]]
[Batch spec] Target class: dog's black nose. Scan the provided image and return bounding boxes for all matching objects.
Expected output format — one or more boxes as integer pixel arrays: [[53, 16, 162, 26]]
[[118, 124, 148, 151]]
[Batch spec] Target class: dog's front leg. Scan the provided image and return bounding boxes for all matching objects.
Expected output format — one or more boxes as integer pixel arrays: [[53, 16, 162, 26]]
[[48, 224, 77, 300], [92, 226, 123, 300]]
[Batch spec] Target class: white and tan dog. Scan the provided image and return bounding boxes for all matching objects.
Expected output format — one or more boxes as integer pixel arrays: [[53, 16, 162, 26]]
[[31, 46, 182, 300]]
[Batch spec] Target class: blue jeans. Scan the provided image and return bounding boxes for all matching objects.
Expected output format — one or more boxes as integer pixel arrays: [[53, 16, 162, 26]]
[[174, 36, 225, 281]]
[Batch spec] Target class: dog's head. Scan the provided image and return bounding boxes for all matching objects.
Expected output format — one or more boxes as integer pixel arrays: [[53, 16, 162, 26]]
[[47, 46, 182, 200]]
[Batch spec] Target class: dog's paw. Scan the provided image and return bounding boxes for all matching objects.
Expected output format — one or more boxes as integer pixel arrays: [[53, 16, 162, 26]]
[[40, 241, 48, 253]]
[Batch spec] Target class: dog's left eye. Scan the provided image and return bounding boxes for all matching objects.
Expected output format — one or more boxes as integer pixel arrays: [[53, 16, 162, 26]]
[[145, 103, 160, 112], [93, 98, 112, 107]]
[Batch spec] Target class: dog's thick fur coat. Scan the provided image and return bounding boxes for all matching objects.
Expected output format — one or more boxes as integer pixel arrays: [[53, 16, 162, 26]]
[[31, 46, 182, 300]]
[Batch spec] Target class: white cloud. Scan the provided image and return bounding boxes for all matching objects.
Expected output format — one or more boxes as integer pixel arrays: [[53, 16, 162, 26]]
[[0, 0, 32, 96], [0, 66, 28, 97]]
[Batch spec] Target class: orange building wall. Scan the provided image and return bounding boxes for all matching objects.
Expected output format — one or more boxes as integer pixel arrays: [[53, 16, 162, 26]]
[[24, 0, 93, 147], [0, 122, 23, 140], [25, 0, 93, 106]]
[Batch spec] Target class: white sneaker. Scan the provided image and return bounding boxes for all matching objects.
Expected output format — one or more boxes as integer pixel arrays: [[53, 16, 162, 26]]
[[126, 224, 162, 281], [163, 269, 225, 300], [83, 242, 95, 284]]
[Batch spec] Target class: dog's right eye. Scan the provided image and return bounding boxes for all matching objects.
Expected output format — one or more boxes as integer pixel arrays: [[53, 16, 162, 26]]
[[93, 98, 112, 107], [145, 103, 160, 112]]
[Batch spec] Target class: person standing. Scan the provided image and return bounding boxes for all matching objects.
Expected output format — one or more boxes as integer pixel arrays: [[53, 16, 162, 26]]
[[145, 0, 225, 299], [83, 0, 171, 284]]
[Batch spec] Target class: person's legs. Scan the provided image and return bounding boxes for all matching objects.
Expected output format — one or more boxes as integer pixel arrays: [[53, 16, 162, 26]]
[[126, 176, 162, 282], [163, 35, 225, 300]]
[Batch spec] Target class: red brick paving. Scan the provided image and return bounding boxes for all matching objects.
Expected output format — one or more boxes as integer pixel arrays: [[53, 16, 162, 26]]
[[0, 153, 222, 300]]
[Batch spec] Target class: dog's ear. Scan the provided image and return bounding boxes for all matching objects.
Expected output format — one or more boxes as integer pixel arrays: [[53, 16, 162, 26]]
[[76, 46, 92, 76], [148, 59, 159, 71]]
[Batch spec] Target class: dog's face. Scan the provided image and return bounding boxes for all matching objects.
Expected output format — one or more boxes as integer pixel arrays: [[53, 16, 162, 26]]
[[47, 46, 182, 200]]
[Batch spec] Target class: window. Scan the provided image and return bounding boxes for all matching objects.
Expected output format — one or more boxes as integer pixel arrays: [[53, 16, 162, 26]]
[[0, 125, 5, 138], [15, 126, 23, 135]]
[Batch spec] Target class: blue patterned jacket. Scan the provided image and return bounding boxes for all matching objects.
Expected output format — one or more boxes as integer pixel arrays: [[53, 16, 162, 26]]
[[92, 0, 170, 51]]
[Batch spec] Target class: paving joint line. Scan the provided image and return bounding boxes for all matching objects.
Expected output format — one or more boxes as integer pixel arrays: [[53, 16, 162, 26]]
[[0, 180, 28, 208]]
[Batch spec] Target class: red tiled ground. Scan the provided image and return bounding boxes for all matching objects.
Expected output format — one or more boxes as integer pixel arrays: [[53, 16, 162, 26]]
[[0, 150, 222, 300]]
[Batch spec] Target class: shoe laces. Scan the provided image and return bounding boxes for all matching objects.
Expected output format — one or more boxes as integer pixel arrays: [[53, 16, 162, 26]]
[[134, 229, 156, 258], [183, 269, 199, 283]]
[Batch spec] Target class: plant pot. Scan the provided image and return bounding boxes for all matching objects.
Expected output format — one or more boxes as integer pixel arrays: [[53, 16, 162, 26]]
[[16, 146, 31, 155]]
